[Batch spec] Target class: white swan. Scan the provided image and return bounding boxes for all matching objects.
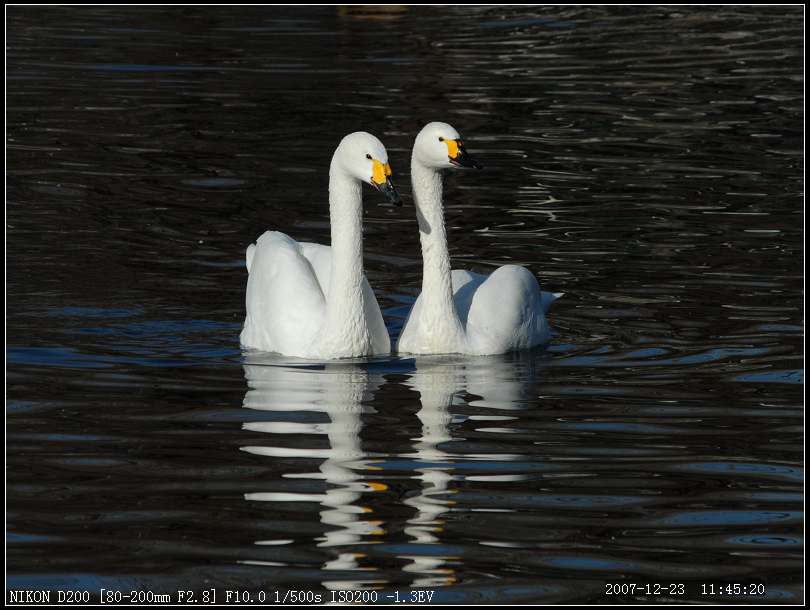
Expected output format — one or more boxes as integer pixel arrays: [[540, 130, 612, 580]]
[[240, 132, 400, 359], [398, 122, 561, 356]]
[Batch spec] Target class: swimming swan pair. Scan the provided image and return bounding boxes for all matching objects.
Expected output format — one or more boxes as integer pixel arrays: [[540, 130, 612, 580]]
[[240, 122, 561, 359]]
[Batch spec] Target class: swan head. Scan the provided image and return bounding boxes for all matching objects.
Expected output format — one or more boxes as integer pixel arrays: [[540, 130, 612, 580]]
[[333, 132, 401, 205], [413, 122, 482, 170]]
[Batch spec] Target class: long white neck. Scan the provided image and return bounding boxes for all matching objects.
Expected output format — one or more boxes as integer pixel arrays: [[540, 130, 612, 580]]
[[411, 155, 465, 341], [318, 163, 370, 357]]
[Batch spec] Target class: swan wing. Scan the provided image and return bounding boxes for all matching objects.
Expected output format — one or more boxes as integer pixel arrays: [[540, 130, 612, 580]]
[[463, 265, 552, 355], [451, 269, 488, 327], [396, 292, 423, 353], [298, 242, 332, 294], [361, 279, 391, 355], [240, 231, 325, 356]]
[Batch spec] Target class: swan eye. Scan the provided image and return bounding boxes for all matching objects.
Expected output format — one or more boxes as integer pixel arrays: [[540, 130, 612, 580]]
[[438, 136, 444, 142], [365, 154, 372, 160]]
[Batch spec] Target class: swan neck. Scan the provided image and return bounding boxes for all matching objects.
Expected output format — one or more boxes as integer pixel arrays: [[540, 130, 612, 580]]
[[411, 157, 457, 320], [323, 164, 367, 345]]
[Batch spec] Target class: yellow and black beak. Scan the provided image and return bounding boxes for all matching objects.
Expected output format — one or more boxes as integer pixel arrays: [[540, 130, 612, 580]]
[[446, 139, 483, 170], [370, 159, 402, 205]]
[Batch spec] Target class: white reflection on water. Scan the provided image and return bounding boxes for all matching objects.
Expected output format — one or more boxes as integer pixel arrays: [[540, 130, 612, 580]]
[[400, 354, 539, 587], [402, 360, 463, 588], [238, 351, 542, 589], [240, 358, 387, 583]]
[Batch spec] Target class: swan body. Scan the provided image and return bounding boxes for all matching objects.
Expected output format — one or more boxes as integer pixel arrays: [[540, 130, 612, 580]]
[[398, 122, 561, 356], [241, 132, 399, 359]]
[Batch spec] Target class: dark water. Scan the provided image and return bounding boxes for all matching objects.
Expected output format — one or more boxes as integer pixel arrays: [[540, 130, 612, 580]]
[[6, 5, 804, 605]]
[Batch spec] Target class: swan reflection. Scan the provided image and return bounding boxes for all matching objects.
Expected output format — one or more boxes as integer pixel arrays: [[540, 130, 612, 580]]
[[401, 351, 542, 587], [239, 349, 543, 589], [240, 356, 387, 583], [402, 358, 463, 587]]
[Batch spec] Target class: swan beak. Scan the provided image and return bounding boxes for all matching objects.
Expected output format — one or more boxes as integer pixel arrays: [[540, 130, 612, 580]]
[[374, 176, 402, 206], [447, 140, 483, 170], [371, 160, 402, 205]]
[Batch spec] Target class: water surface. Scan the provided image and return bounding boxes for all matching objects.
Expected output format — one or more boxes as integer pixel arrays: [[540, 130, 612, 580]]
[[6, 5, 804, 604]]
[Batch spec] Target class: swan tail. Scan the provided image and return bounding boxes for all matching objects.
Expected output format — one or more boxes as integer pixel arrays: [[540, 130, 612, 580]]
[[540, 291, 564, 313], [245, 243, 256, 273]]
